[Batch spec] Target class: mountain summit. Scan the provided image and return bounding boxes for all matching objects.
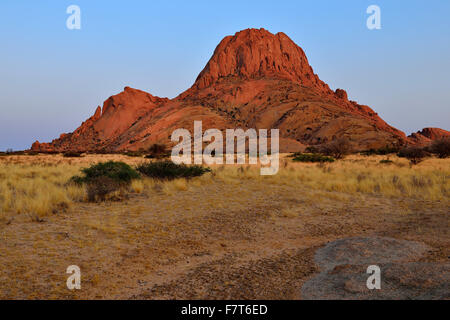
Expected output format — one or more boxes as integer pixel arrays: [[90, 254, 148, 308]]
[[192, 28, 329, 93], [31, 28, 445, 153]]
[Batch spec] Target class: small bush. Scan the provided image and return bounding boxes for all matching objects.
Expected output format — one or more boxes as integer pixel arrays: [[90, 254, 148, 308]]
[[86, 177, 124, 202], [136, 160, 211, 180], [69, 175, 85, 185], [63, 151, 82, 158], [379, 159, 394, 164], [305, 138, 351, 159], [292, 153, 335, 163], [320, 138, 351, 159], [304, 145, 320, 154], [70, 161, 140, 201], [430, 139, 450, 158], [361, 146, 401, 156], [75, 161, 140, 184], [146, 144, 170, 159], [398, 147, 429, 165]]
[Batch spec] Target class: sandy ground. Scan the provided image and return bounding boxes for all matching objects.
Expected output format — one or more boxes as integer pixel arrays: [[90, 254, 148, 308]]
[[0, 169, 448, 299]]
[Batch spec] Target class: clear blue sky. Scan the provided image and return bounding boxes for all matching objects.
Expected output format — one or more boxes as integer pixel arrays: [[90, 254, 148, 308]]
[[1, 0, 449, 150]]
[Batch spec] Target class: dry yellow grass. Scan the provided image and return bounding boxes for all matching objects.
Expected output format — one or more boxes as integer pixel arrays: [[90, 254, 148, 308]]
[[0, 154, 146, 220], [207, 155, 449, 201], [0, 154, 448, 222], [0, 153, 448, 299], [0, 163, 79, 220]]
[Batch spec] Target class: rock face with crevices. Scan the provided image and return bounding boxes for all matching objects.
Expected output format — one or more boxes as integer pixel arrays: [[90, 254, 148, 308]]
[[190, 29, 330, 93], [31, 28, 446, 153]]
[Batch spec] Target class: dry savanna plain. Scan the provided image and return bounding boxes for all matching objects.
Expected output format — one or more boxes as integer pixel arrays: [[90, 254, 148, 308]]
[[0, 153, 448, 299]]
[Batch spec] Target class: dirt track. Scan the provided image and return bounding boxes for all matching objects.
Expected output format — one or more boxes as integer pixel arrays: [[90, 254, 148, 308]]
[[1, 175, 448, 299]]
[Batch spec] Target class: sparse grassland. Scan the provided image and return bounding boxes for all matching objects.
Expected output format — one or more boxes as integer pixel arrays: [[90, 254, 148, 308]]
[[0, 153, 448, 221], [0, 153, 448, 299]]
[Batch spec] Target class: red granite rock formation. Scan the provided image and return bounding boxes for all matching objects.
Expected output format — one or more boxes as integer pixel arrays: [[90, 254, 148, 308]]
[[191, 29, 330, 93], [32, 28, 444, 153], [408, 128, 450, 146]]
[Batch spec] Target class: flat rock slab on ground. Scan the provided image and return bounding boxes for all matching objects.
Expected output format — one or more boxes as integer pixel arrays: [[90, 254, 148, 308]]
[[302, 262, 449, 300], [301, 237, 449, 300], [314, 237, 431, 271]]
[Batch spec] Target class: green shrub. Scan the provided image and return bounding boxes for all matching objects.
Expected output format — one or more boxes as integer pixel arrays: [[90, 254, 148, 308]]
[[80, 161, 139, 183], [304, 146, 320, 154], [136, 160, 211, 180], [361, 146, 401, 156], [292, 153, 335, 163], [70, 161, 140, 202], [69, 175, 85, 185], [379, 159, 394, 164]]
